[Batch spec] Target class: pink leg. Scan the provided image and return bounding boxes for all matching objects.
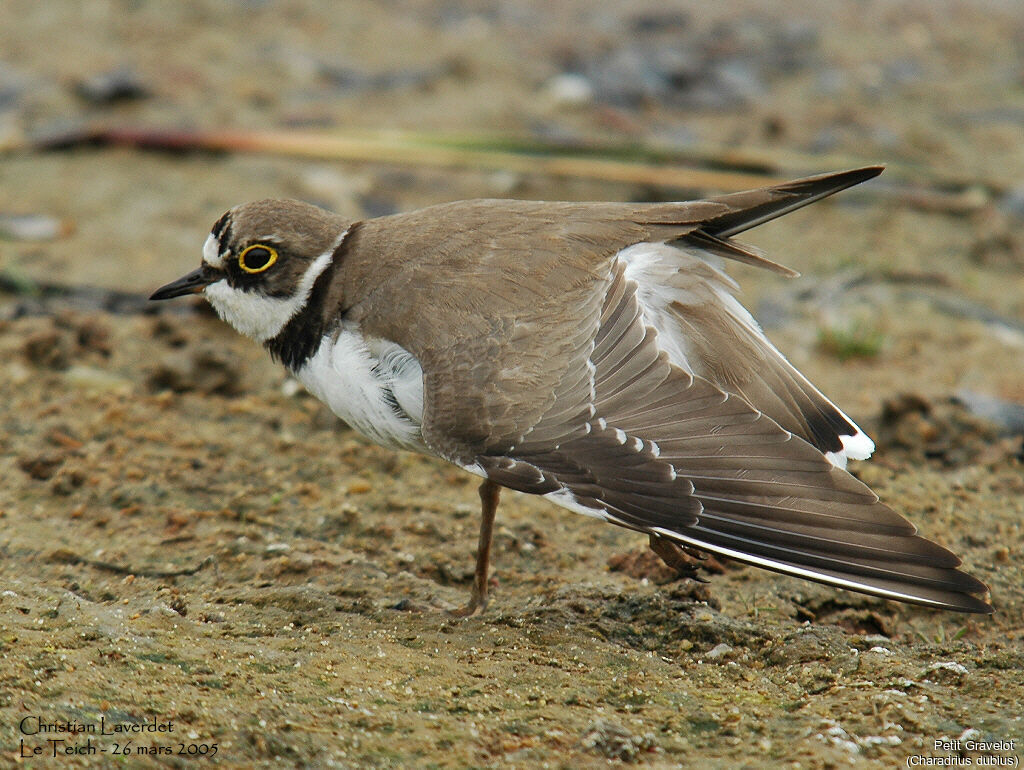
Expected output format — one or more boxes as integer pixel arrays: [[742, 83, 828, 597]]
[[449, 479, 500, 617]]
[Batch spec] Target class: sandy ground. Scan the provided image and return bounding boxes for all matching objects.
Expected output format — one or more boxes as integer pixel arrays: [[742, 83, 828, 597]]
[[1, 1, 1023, 767]]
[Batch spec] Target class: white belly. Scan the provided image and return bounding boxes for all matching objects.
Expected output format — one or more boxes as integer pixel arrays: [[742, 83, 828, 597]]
[[295, 327, 427, 453]]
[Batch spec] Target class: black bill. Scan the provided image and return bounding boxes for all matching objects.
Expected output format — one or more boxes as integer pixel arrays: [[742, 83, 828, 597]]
[[150, 267, 217, 300]]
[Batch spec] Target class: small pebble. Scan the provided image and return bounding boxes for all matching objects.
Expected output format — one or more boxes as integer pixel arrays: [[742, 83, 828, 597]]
[[705, 643, 733, 660], [23, 328, 70, 370], [924, 661, 969, 679], [542, 73, 594, 107], [998, 183, 1024, 219], [18, 454, 64, 480], [74, 68, 150, 104], [146, 346, 244, 395], [0, 213, 71, 241], [954, 390, 1024, 434]]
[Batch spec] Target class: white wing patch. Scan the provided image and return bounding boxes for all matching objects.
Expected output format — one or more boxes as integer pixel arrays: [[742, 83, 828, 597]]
[[543, 488, 609, 520], [618, 241, 874, 468], [620, 242, 700, 374], [825, 431, 875, 469]]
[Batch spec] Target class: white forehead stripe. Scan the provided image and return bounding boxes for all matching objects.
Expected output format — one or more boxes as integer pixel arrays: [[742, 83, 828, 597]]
[[203, 233, 224, 269]]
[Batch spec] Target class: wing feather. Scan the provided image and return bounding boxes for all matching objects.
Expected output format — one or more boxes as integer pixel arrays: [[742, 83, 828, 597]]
[[473, 261, 991, 613]]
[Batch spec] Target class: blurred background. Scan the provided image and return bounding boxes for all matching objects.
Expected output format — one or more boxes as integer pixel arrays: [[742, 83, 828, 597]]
[[1, 1, 1022, 767], [2, 0, 1022, 289]]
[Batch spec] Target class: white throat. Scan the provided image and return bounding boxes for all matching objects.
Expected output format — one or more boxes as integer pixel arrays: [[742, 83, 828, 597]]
[[203, 228, 347, 343]]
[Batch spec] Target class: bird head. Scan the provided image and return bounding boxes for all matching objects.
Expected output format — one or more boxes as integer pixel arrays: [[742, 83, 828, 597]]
[[150, 199, 350, 341]]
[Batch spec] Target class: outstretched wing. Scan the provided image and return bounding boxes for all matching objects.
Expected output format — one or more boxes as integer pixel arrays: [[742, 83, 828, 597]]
[[619, 241, 874, 467], [474, 262, 991, 613]]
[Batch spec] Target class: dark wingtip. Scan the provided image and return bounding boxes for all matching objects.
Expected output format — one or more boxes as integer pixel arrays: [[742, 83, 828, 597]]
[[966, 596, 995, 614], [940, 588, 994, 614], [706, 165, 886, 238], [784, 165, 884, 193]]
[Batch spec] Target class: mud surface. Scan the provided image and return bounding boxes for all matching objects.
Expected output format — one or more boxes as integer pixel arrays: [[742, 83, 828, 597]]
[[1, 2, 1023, 767]]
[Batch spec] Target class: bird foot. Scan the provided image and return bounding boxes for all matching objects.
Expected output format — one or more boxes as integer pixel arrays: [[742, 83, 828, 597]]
[[648, 534, 727, 580], [390, 589, 490, 617], [445, 597, 488, 618]]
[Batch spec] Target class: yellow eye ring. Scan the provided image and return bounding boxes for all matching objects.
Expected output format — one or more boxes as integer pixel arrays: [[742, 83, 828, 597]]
[[238, 244, 279, 274]]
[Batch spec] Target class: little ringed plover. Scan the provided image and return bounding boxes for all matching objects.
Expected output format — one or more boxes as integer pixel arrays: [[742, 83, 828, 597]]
[[151, 167, 992, 616]]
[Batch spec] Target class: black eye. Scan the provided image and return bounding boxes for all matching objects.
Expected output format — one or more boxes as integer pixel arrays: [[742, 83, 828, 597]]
[[238, 244, 278, 274]]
